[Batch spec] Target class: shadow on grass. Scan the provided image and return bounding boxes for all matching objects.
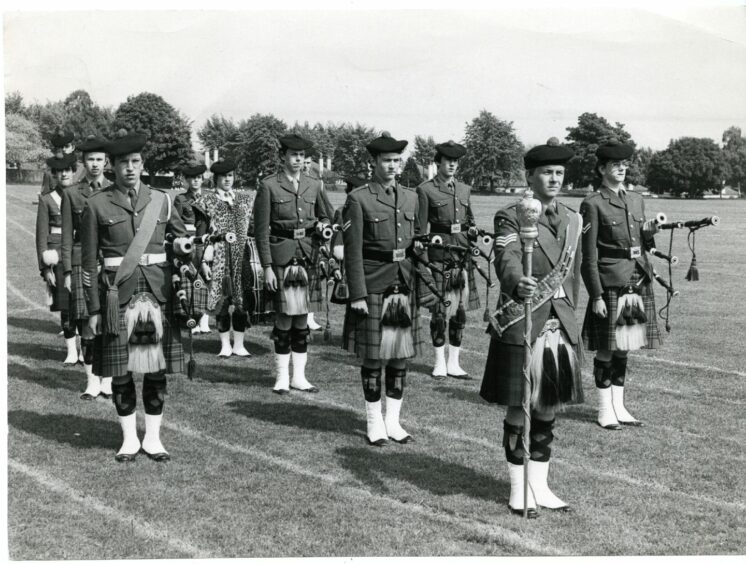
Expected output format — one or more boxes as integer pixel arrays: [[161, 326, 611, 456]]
[[9, 409, 119, 450], [7, 315, 61, 335], [194, 364, 273, 387], [8, 341, 72, 365], [8, 363, 82, 393], [335, 446, 508, 501], [557, 405, 598, 424], [227, 399, 364, 436], [433, 386, 486, 406]]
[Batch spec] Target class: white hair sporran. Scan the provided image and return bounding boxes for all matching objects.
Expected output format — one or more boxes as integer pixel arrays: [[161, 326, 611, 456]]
[[125, 292, 166, 373]]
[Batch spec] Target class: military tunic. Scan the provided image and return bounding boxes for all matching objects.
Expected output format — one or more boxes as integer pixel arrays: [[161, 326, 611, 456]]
[[253, 171, 329, 314], [80, 183, 189, 377], [579, 186, 661, 350], [341, 181, 428, 359], [480, 201, 584, 406], [36, 186, 70, 312]]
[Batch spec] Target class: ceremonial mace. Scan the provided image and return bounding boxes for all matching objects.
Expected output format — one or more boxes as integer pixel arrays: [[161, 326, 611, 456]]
[[516, 189, 542, 519]]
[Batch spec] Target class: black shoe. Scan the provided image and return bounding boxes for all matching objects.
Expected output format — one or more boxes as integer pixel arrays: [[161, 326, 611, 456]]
[[431, 374, 447, 381], [80, 392, 98, 401], [366, 436, 387, 447], [509, 506, 538, 518], [447, 373, 471, 380], [597, 421, 623, 431], [142, 449, 170, 462], [99, 393, 112, 400], [389, 435, 413, 444], [290, 385, 319, 393], [272, 388, 290, 396], [539, 504, 572, 513], [114, 452, 137, 463], [619, 419, 644, 427]]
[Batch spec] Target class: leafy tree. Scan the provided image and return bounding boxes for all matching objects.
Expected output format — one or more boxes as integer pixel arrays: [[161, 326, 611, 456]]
[[61, 90, 115, 143], [25, 100, 66, 149], [647, 137, 725, 198], [197, 114, 239, 159], [459, 110, 524, 190], [233, 113, 287, 183], [329, 123, 378, 177], [413, 135, 436, 168], [722, 126, 746, 189], [5, 113, 48, 167], [289, 121, 335, 159], [112, 92, 193, 174], [400, 156, 423, 188], [565, 112, 635, 188], [5, 91, 26, 116], [628, 146, 654, 187]]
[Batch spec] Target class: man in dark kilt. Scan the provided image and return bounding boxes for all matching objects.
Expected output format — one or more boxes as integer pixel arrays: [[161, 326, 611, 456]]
[[416, 140, 479, 380], [580, 140, 661, 430], [480, 138, 584, 516], [81, 130, 191, 462], [61, 135, 113, 400], [253, 134, 330, 394], [41, 129, 85, 195], [37, 153, 78, 363], [174, 163, 211, 334], [342, 133, 433, 446]]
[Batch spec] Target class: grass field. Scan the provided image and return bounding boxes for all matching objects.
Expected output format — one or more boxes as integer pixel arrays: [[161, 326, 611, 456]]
[[5, 184, 745, 558]]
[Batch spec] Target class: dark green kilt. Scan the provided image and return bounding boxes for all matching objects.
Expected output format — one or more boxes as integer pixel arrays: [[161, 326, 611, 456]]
[[93, 271, 184, 378], [70, 265, 89, 322], [267, 253, 323, 316], [427, 260, 480, 313]]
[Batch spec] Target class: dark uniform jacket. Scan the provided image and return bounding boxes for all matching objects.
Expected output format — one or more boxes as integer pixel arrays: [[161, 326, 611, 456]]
[[253, 172, 330, 268], [342, 181, 421, 301], [579, 186, 655, 299], [492, 201, 582, 346], [81, 182, 188, 314], [174, 189, 207, 234], [416, 176, 475, 262], [61, 177, 112, 273], [35, 187, 65, 273], [41, 164, 86, 195]]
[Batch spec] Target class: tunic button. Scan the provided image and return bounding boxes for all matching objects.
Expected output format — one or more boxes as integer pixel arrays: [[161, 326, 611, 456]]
[[455, 208, 459, 212], [397, 238, 402, 242], [397, 223, 401, 227], [108, 219, 113, 224], [134, 212, 138, 217], [298, 208, 302, 212], [375, 218, 379, 222], [396, 209, 400, 213]]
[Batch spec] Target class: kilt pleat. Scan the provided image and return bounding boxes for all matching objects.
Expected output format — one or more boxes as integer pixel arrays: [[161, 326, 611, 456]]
[[582, 269, 662, 351], [69, 265, 89, 321], [428, 260, 480, 313], [93, 272, 184, 378], [342, 291, 426, 360]]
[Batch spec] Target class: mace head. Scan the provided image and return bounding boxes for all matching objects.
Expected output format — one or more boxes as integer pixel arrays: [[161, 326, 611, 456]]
[[516, 189, 542, 240]]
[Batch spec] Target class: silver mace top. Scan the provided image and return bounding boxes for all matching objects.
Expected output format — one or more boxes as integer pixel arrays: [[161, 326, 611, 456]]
[[516, 189, 542, 243]]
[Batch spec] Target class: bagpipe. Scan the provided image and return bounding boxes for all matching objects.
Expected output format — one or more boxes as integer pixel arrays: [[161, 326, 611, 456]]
[[644, 212, 720, 332], [165, 231, 236, 378]]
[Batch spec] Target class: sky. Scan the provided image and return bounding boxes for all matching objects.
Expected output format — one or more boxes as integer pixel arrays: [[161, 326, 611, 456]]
[[3, 2, 746, 154]]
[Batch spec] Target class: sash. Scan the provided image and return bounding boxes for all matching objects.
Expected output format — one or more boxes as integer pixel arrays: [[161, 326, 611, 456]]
[[104, 189, 167, 335], [489, 212, 581, 338]]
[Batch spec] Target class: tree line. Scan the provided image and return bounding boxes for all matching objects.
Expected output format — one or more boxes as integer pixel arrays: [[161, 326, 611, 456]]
[[5, 90, 746, 198]]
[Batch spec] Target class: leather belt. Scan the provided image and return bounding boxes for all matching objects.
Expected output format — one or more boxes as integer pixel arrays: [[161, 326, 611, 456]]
[[599, 246, 642, 260], [430, 223, 463, 235], [103, 253, 168, 267], [50, 226, 62, 234], [272, 227, 315, 240], [363, 248, 407, 263]]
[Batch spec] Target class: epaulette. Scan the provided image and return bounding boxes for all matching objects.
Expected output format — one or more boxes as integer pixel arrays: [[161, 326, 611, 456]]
[[349, 184, 369, 196], [558, 200, 578, 213], [583, 191, 602, 201], [88, 188, 108, 201]]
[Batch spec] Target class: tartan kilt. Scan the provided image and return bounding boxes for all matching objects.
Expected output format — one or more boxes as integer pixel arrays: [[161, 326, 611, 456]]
[[48, 262, 70, 312], [69, 265, 89, 321], [93, 273, 184, 378], [342, 291, 427, 360], [480, 337, 582, 407], [582, 269, 662, 351], [178, 272, 210, 316], [242, 237, 274, 323], [267, 259, 323, 315], [428, 260, 480, 313]]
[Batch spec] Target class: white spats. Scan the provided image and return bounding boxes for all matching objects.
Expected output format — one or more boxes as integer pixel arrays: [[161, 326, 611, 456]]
[[527, 460, 569, 510], [64, 337, 79, 364], [507, 462, 537, 513], [81, 364, 101, 399], [100, 377, 113, 396], [117, 414, 141, 457], [612, 385, 642, 425], [432, 345, 447, 378], [384, 397, 411, 443], [365, 400, 388, 446], [597, 387, 622, 430], [232, 330, 252, 357], [447, 345, 468, 377], [307, 313, 322, 331], [218, 331, 232, 357], [273, 353, 291, 394], [290, 352, 316, 391], [198, 314, 211, 333], [141, 413, 168, 457]]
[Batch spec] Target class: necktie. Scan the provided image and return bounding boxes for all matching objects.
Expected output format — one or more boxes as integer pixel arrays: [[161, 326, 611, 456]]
[[128, 188, 138, 210], [545, 206, 561, 232], [292, 178, 299, 192]]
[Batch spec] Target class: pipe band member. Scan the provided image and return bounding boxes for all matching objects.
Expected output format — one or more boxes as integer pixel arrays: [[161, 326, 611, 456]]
[[416, 140, 479, 380], [195, 159, 254, 357], [480, 137, 584, 516], [580, 139, 661, 430], [253, 134, 330, 394], [40, 128, 85, 195], [174, 163, 211, 334], [81, 130, 191, 463], [61, 135, 113, 399], [342, 132, 435, 446]]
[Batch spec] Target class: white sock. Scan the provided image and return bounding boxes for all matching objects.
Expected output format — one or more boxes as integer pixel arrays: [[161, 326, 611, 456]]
[[117, 413, 140, 456], [273, 353, 291, 392], [290, 352, 315, 390], [64, 337, 78, 364], [232, 329, 251, 356], [384, 396, 411, 442], [82, 364, 101, 397], [199, 314, 211, 333], [218, 331, 232, 357], [432, 345, 447, 377], [141, 413, 168, 455], [507, 462, 536, 511], [527, 460, 568, 509], [447, 344, 467, 376], [612, 385, 640, 423], [100, 377, 112, 396], [597, 387, 621, 429], [365, 400, 388, 444]]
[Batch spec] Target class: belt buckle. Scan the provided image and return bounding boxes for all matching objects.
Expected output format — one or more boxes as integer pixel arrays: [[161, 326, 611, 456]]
[[293, 228, 306, 240], [392, 249, 405, 262], [629, 246, 641, 259], [450, 223, 461, 234], [138, 255, 148, 266]]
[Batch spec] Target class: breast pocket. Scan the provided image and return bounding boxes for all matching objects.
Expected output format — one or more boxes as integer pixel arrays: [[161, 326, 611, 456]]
[[431, 199, 450, 223], [363, 214, 391, 241], [100, 215, 130, 243], [457, 197, 470, 223], [302, 194, 317, 220], [403, 211, 416, 238], [600, 215, 627, 242], [271, 196, 297, 221]]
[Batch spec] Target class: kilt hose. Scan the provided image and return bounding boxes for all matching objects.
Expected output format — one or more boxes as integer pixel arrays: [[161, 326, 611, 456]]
[[342, 292, 427, 360], [582, 268, 662, 351], [427, 259, 481, 313], [93, 271, 184, 378], [267, 259, 323, 316], [480, 337, 582, 407]]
